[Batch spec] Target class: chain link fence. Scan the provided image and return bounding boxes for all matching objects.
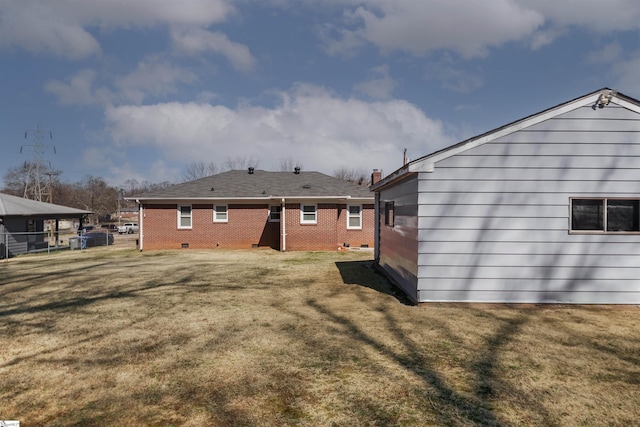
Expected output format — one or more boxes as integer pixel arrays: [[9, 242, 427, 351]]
[[1, 230, 137, 259]]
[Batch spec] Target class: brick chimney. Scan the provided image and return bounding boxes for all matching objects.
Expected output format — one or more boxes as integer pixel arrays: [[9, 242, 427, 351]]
[[371, 169, 382, 185]]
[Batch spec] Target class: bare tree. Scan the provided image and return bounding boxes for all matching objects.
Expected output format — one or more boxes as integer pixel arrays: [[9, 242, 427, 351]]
[[3, 161, 62, 201], [333, 166, 370, 186], [182, 161, 218, 182], [223, 156, 259, 171], [279, 158, 302, 172]]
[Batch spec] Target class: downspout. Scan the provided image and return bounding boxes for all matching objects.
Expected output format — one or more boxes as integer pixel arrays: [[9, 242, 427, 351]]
[[137, 200, 143, 251], [281, 198, 286, 252], [374, 192, 380, 262]]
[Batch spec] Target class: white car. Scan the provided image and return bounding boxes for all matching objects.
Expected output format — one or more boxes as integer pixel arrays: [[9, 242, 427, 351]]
[[118, 222, 139, 234]]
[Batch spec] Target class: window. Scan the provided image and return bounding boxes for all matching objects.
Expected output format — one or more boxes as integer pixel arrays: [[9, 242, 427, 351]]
[[347, 205, 362, 229], [571, 198, 640, 232], [384, 202, 394, 227], [214, 205, 228, 222], [301, 204, 317, 224], [178, 205, 192, 229], [269, 205, 281, 222]]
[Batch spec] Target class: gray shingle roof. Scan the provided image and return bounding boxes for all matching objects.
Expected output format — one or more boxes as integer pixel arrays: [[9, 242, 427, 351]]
[[0, 192, 91, 217], [133, 170, 373, 200]]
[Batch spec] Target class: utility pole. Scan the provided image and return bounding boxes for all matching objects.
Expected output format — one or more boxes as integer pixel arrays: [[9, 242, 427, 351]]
[[21, 124, 56, 202]]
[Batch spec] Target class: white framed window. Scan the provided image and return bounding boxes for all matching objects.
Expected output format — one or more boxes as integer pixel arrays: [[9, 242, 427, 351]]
[[214, 205, 228, 222], [571, 198, 640, 233], [178, 205, 192, 229], [300, 204, 317, 224], [269, 205, 282, 222], [347, 205, 362, 229]]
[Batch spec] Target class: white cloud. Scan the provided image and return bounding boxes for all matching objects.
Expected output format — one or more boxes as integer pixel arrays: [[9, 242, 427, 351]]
[[530, 28, 565, 50], [320, 0, 640, 59], [0, 2, 101, 59], [518, 0, 640, 33], [610, 53, 640, 95], [424, 56, 485, 93], [171, 27, 257, 72], [354, 65, 397, 100], [45, 58, 198, 106], [45, 69, 113, 105], [115, 57, 198, 104], [586, 42, 623, 64], [323, 0, 544, 58], [0, 0, 233, 59], [104, 84, 454, 179]]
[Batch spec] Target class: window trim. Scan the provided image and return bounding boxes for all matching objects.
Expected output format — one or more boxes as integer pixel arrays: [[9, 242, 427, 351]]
[[269, 205, 281, 222], [178, 204, 192, 229], [347, 204, 362, 230], [300, 204, 317, 224], [213, 204, 228, 223], [570, 197, 640, 234]]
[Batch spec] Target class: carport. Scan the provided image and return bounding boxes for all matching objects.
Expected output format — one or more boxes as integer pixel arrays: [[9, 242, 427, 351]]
[[0, 192, 91, 258]]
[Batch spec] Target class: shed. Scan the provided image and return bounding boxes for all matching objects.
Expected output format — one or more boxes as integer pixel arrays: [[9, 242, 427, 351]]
[[0, 192, 91, 258], [371, 88, 640, 304]]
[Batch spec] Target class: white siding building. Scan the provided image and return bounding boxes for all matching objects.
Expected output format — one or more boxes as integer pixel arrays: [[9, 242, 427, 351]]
[[371, 88, 640, 304]]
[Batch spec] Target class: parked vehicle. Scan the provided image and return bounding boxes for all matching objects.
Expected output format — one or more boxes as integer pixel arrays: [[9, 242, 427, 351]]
[[101, 224, 119, 232], [77, 225, 95, 235], [118, 222, 139, 234], [75, 231, 114, 247]]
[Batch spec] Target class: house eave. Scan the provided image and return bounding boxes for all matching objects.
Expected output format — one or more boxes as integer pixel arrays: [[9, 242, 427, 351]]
[[371, 87, 640, 192], [132, 195, 374, 204]]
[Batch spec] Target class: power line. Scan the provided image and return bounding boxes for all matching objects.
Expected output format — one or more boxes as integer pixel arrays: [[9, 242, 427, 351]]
[[21, 124, 57, 202]]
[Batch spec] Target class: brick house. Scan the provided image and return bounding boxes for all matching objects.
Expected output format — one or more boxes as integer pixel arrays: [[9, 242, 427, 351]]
[[131, 168, 377, 251]]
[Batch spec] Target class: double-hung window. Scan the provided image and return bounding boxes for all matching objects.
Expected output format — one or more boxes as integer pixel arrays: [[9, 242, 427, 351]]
[[178, 205, 192, 229], [347, 205, 362, 229], [301, 204, 317, 224], [269, 205, 281, 222], [214, 205, 228, 223], [571, 198, 640, 233]]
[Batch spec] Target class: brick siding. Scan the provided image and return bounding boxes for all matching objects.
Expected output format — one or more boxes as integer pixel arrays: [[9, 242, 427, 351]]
[[141, 202, 374, 251]]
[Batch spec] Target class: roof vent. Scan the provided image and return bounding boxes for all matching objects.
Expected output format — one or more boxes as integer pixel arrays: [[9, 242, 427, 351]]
[[248, 167, 255, 174], [302, 184, 311, 189], [210, 187, 215, 191]]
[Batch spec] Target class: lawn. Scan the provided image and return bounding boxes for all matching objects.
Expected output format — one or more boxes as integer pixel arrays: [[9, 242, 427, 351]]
[[1, 248, 640, 426]]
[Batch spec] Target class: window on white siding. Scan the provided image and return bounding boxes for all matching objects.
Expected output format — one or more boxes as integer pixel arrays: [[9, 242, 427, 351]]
[[269, 205, 281, 222], [301, 204, 317, 224], [384, 202, 394, 227], [571, 198, 640, 232], [214, 205, 228, 222], [178, 205, 192, 229], [347, 205, 362, 229]]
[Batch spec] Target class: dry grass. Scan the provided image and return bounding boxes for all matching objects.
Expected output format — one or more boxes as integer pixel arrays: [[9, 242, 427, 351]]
[[1, 248, 640, 426]]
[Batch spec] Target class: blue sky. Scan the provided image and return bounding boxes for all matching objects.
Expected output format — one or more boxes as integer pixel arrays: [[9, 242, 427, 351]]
[[2, 0, 640, 187]]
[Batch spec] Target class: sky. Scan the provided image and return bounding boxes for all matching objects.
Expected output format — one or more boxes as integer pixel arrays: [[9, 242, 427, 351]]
[[2, 0, 640, 187]]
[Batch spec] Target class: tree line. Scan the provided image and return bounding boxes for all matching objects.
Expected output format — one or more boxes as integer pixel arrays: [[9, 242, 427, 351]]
[[1, 158, 372, 224]]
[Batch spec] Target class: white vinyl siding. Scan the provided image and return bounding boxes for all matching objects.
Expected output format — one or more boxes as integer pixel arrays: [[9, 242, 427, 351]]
[[347, 205, 362, 229], [383, 103, 640, 303], [300, 204, 317, 224], [178, 205, 192, 229], [214, 205, 228, 222]]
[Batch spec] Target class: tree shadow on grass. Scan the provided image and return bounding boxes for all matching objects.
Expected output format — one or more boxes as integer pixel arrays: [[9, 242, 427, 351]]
[[335, 260, 414, 305]]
